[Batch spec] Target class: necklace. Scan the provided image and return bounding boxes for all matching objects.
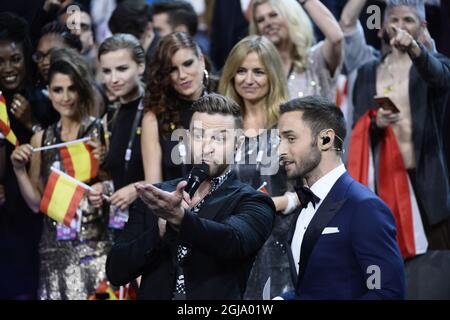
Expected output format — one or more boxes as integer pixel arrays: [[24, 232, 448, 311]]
[[380, 55, 396, 95]]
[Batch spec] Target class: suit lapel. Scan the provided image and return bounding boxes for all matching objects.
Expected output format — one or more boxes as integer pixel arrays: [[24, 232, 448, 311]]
[[295, 173, 353, 291]]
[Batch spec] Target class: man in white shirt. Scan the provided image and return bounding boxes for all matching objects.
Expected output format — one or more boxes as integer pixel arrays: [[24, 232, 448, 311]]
[[276, 95, 405, 299]]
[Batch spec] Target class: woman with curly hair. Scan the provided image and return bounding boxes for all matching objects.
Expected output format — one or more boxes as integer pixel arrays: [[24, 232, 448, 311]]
[[141, 32, 215, 183]]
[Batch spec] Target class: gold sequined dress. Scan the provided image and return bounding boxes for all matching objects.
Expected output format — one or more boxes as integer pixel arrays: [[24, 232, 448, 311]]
[[37, 117, 112, 300]]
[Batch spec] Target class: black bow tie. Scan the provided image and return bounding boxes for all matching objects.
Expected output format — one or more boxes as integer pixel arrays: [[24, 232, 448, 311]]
[[294, 185, 320, 210]]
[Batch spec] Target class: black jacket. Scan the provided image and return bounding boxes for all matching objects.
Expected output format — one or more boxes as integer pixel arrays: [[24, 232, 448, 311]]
[[106, 171, 275, 299], [353, 44, 450, 225]]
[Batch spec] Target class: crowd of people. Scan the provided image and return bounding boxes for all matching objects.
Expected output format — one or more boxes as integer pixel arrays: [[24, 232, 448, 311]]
[[0, 0, 449, 300]]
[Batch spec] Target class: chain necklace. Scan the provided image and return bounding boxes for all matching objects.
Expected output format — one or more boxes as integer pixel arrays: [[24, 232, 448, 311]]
[[380, 55, 396, 95]]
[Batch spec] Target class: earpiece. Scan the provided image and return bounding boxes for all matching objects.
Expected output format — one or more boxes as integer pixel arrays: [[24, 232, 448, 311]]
[[321, 136, 330, 145], [319, 131, 345, 153]]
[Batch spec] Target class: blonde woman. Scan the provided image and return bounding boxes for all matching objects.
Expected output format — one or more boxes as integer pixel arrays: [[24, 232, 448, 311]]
[[220, 35, 292, 208], [250, 0, 343, 101], [219, 35, 298, 299]]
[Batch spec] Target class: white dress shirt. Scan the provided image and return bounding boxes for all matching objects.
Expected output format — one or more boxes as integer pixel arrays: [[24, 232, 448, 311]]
[[291, 164, 347, 274]]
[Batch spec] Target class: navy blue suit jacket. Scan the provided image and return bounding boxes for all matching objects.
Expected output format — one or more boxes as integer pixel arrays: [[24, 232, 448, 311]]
[[282, 172, 406, 299]]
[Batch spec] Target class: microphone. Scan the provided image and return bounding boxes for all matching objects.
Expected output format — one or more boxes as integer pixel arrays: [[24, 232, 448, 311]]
[[185, 162, 210, 198]]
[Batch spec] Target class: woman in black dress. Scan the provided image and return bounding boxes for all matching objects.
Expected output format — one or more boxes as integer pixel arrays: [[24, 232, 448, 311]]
[[89, 34, 146, 221], [141, 32, 216, 183]]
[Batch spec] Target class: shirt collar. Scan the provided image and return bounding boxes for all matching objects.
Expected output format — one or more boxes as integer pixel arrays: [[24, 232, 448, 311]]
[[210, 168, 232, 192], [309, 164, 346, 203]]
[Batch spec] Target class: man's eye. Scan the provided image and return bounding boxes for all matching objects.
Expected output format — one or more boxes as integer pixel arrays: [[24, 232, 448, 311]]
[[214, 135, 225, 142]]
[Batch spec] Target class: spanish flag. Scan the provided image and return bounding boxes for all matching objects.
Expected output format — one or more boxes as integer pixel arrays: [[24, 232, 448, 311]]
[[59, 141, 98, 182], [40, 169, 86, 227], [0, 94, 19, 146], [88, 280, 136, 300]]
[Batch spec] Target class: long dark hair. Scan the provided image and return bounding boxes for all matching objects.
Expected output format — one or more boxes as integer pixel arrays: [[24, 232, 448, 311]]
[[145, 32, 206, 137], [48, 48, 95, 119]]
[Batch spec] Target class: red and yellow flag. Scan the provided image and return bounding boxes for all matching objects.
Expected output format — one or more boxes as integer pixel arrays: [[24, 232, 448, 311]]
[[0, 94, 19, 146], [40, 169, 86, 226], [59, 141, 98, 182], [259, 186, 269, 194], [88, 280, 137, 300]]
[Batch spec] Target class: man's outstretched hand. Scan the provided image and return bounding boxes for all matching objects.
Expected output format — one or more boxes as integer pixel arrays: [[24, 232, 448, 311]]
[[135, 181, 191, 227]]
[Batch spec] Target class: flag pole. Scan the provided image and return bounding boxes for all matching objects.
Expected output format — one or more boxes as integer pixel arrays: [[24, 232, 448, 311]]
[[257, 181, 267, 191], [50, 166, 110, 201], [33, 137, 92, 152]]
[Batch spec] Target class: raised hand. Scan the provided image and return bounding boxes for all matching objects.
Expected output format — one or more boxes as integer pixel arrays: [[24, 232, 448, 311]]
[[10, 144, 33, 170], [11, 94, 33, 130], [389, 24, 421, 58], [88, 182, 104, 208], [135, 180, 189, 226]]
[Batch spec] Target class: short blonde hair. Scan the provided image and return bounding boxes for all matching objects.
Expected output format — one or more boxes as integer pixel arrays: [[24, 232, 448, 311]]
[[250, 0, 315, 72], [219, 35, 288, 128]]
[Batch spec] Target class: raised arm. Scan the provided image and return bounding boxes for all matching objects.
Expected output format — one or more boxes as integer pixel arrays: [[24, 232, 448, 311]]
[[389, 25, 450, 89], [302, 0, 343, 74], [339, 0, 380, 74], [339, 0, 367, 34], [10, 131, 44, 213]]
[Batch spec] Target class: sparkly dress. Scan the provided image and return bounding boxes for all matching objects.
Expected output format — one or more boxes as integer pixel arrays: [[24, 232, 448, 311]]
[[233, 130, 296, 299], [37, 117, 112, 300], [288, 41, 342, 102]]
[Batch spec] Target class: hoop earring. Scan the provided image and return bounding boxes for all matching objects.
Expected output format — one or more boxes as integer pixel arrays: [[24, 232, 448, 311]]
[[203, 69, 209, 87]]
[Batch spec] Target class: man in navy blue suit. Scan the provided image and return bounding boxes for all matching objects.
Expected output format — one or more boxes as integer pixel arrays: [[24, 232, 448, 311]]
[[276, 96, 405, 299]]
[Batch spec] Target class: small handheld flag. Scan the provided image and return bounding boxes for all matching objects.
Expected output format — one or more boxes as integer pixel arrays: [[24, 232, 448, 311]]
[[40, 167, 86, 227], [0, 94, 19, 146]]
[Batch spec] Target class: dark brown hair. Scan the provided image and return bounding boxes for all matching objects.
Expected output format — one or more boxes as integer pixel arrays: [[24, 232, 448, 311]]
[[280, 95, 346, 150], [192, 93, 243, 129], [145, 32, 204, 136], [48, 48, 95, 119]]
